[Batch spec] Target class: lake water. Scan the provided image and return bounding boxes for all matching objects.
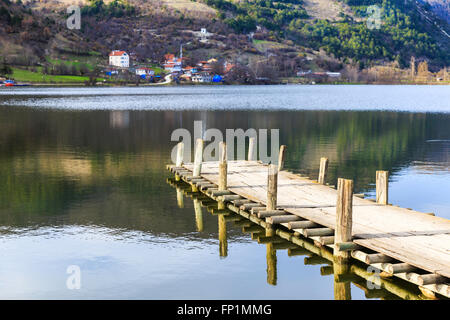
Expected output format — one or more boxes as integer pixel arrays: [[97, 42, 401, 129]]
[[0, 85, 449, 299]]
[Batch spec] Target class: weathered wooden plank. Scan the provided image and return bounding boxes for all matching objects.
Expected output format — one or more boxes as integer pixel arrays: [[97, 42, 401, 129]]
[[181, 161, 450, 279]]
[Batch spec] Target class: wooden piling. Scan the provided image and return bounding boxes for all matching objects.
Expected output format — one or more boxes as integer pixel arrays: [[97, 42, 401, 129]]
[[176, 142, 184, 167], [318, 157, 329, 185], [278, 145, 286, 171], [334, 178, 353, 261], [193, 139, 204, 177], [218, 142, 227, 210], [376, 170, 389, 205], [218, 143, 227, 191], [267, 164, 278, 211], [248, 137, 256, 161]]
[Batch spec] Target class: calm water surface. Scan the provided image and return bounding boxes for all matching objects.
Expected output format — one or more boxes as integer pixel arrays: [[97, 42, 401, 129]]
[[0, 85, 449, 299]]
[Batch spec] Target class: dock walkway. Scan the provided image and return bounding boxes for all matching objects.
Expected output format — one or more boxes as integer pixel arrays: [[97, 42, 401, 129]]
[[167, 141, 450, 298]]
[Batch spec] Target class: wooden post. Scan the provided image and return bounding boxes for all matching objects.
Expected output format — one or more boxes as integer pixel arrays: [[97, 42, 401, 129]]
[[267, 164, 278, 211], [376, 170, 389, 205], [193, 139, 204, 177], [218, 214, 228, 257], [219, 142, 227, 191], [218, 142, 227, 210], [176, 142, 184, 167], [318, 157, 329, 185], [334, 178, 353, 261], [278, 145, 286, 171]]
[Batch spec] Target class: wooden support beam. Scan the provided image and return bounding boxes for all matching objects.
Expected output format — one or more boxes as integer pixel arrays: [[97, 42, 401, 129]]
[[303, 228, 334, 237], [376, 170, 389, 205], [210, 190, 232, 196], [266, 215, 301, 225], [334, 242, 360, 252], [334, 178, 353, 261], [193, 138, 204, 177], [200, 184, 216, 191], [406, 273, 448, 286], [319, 236, 335, 245], [248, 137, 256, 161], [218, 195, 242, 202], [267, 164, 278, 210], [383, 262, 417, 275], [250, 207, 267, 214], [176, 142, 184, 167], [232, 199, 252, 205], [288, 220, 319, 230], [278, 145, 287, 171], [240, 203, 261, 210], [258, 210, 285, 218], [364, 253, 393, 264], [318, 157, 329, 185]]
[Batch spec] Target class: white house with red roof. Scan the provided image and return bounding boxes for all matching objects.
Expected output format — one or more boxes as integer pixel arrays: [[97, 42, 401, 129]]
[[109, 50, 129, 68], [164, 53, 182, 73]]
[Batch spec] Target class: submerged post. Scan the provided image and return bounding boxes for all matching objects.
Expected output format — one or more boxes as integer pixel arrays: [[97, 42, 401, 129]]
[[194, 199, 204, 232], [334, 178, 353, 261], [318, 157, 329, 185], [248, 137, 256, 161], [267, 164, 278, 211], [176, 189, 184, 208], [193, 139, 204, 177], [266, 227, 277, 286], [376, 170, 389, 205], [278, 145, 286, 171], [218, 214, 228, 257]]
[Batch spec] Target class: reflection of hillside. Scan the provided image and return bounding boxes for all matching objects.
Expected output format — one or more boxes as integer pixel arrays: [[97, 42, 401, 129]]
[[0, 107, 448, 231]]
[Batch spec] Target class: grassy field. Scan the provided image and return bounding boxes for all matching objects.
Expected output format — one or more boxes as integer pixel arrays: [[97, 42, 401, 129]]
[[11, 68, 103, 83]]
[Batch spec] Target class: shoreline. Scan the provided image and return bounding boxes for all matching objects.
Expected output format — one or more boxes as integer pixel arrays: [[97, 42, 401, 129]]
[[2, 81, 450, 88]]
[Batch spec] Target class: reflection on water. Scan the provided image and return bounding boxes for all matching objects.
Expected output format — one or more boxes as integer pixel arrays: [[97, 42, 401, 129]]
[[0, 87, 449, 299], [167, 178, 426, 300]]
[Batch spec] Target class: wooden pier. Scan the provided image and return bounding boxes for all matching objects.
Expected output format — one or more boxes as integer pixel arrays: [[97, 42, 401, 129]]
[[167, 140, 450, 299]]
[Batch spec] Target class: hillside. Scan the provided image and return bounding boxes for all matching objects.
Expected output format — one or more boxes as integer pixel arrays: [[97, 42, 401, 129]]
[[0, 0, 449, 83], [422, 0, 450, 23]]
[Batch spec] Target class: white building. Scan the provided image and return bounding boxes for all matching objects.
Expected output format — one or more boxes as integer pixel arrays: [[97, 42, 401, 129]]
[[192, 72, 212, 83], [135, 68, 155, 76], [109, 50, 129, 68]]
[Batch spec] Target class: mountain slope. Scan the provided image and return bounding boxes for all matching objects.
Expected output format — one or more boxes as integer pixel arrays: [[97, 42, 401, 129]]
[[0, 0, 449, 80]]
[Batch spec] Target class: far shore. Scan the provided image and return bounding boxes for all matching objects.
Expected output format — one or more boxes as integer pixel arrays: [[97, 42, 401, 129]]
[[2, 81, 449, 87]]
